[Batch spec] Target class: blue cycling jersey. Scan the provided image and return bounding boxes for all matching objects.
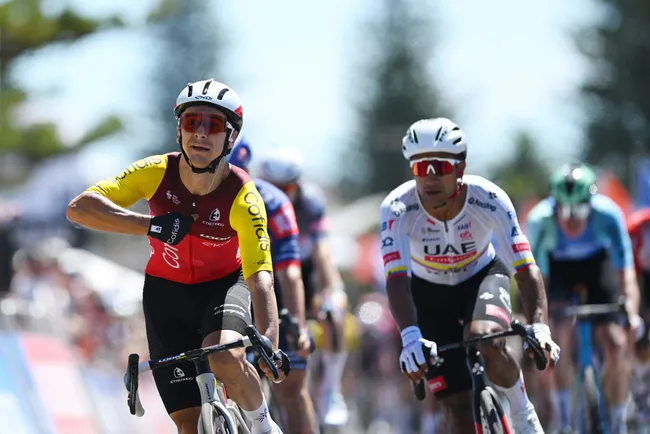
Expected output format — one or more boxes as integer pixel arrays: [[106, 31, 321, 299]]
[[253, 179, 301, 269], [293, 183, 329, 261], [526, 194, 634, 277]]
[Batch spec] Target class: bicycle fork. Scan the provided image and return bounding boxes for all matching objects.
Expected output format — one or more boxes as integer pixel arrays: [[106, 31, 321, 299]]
[[467, 348, 511, 434], [193, 357, 251, 433]]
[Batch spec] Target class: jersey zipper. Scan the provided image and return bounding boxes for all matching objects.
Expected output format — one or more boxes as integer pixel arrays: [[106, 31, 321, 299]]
[[443, 220, 453, 285]]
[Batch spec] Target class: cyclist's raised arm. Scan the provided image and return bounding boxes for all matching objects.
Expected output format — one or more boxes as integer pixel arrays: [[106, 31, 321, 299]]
[[66, 155, 167, 235], [230, 181, 278, 347], [380, 196, 416, 330], [487, 186, 547, 325]]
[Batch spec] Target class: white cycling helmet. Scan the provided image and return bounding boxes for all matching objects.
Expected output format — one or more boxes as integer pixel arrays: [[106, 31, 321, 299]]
[[402, 118, 467, 160], [174, 79, 243, 132], [174, 79, 244, 173], [257, 146, 303, 185]]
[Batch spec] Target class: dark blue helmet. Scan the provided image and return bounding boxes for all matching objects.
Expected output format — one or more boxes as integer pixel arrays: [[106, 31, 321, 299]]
[[228, 137, 252, 171]]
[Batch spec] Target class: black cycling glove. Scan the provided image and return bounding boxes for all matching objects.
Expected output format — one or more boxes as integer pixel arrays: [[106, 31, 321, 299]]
[[147, 212, 194, 245]]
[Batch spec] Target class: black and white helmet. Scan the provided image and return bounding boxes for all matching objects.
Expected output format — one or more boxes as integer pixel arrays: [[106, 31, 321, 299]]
[[174, 79, 243, 133], [402, 118, 467, 160]]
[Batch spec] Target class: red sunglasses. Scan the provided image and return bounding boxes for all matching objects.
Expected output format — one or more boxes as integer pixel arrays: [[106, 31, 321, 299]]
[[180, 112, 229, 135], [410, 158, 461, 176]]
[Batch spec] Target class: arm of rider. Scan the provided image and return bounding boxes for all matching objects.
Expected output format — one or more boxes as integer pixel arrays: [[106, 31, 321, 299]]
[[247, 270, 280, 348], [311, 238, 345, 313], [386, 274, 432, 383], [66, 156, 195, 244], [489, 187, 559, 367], [380, 198, 436, 384], [514, 266, 548, 326], [275, 264, 311, 355], [247, 270, 290, 382], [619, 267, 644, 336], [66, 191, 151, 235], [607, 203, 644, 337]]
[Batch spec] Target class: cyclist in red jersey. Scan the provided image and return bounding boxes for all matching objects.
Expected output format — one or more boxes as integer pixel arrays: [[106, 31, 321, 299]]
[[67, 79, 287, 434]]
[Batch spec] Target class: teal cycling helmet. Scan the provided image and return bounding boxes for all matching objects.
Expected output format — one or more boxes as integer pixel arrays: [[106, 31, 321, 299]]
[[550, 163, 598, 204]]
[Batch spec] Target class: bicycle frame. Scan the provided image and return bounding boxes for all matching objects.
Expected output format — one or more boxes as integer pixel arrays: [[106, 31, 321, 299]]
[[573, 318, 609, 433], [563, 296, 628, 434]]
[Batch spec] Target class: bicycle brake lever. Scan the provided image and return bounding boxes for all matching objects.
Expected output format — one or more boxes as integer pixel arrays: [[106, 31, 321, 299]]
[[511, 320, 548, 370], [244, 325, 280, 380], [617, 296, 631, 328], [126, 353, 142, 416]]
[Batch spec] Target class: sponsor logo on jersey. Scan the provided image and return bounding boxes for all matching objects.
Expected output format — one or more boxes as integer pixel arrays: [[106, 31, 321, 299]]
[[244, 191, 270, 252], [406, 203, 419, 212], [511, 242, 531, 253], [423, 241, 477, 263], [269, 203, 299, 238], [381, 219, 396, 232], [115, 156, 163, 180], [457, 221, 472, 231], [511, 226, 521, 237], [202, 207, 225, 227], [382, 237, 394, 248], [390, 199, 407, 216], [383, 251, 400, 265], [163, 243, 180, 268], [166, 190, 181, 205], [460, 230, 472, 240], [468, 197, 496, 212]]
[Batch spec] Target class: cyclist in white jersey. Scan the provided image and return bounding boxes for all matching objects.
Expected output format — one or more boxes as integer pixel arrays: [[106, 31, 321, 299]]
[[380, 118, 561, 433]]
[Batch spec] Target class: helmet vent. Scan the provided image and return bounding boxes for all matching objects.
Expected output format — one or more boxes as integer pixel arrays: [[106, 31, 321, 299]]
[[202, 80, 213, 95], [217, 88, 230, 100]]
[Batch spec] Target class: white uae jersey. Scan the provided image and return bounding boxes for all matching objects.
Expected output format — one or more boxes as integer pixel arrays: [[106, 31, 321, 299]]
[[379, 175, 536, 285]]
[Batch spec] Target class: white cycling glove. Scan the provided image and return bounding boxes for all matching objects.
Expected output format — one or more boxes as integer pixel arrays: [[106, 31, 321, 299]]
[[399, 326, 437, 374], [524, 322, 561, 364], [630, 314, 646, 342]]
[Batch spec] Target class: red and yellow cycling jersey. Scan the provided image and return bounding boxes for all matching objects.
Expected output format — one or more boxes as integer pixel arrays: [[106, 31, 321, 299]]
[[87, 152, 273, 284]]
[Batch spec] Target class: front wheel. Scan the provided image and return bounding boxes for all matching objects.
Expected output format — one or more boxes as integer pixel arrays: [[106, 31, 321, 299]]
[[580, 366, 604, 433], [479, 388, 510, 434], [198, 401, 238, 434]]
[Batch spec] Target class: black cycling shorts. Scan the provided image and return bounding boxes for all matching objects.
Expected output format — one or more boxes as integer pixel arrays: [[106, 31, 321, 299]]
[[412, 257, 513, 400], [547, 249, 617, 312], [143, 270, 252, 414], [301, 258, 317, 318]]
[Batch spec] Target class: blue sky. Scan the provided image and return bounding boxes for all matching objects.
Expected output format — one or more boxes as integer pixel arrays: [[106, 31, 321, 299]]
[[12, 0, 601, 187]]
